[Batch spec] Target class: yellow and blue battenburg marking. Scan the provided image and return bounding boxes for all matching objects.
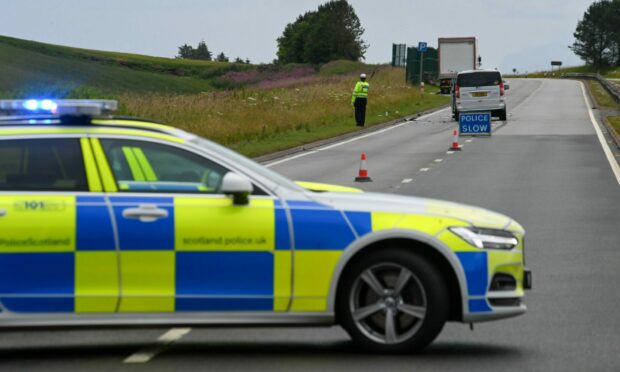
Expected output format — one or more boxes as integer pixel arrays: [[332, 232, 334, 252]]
[[286, 201, 370, 311], [0, 196, 116, 312], [0, 194, 501, 314], [456, 252, 492, 313]]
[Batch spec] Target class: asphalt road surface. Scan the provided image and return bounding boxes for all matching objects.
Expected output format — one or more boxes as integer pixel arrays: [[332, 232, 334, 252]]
[[1, 79, 619, 371]]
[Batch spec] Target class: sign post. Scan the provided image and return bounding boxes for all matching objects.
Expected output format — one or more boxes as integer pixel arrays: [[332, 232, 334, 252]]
[[459, 112, 491, 136], [551, 60, 562, 73], [418, 42, 427, 87]]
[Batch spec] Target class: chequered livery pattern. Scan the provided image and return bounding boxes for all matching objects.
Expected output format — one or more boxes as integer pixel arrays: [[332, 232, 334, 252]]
[[0, 195, 513, 314]]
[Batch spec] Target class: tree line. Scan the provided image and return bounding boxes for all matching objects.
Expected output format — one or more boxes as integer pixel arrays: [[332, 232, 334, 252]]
[[571, 0, 620, 67], [177, 40, 250, 64], [177, 0, 367, 65]]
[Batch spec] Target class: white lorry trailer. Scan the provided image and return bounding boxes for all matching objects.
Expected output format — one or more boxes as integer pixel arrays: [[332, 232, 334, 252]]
[[438, 37, 477, 94]]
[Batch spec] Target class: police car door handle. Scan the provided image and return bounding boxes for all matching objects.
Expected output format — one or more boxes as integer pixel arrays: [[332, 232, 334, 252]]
[[0, 208, 6, 217], [122, 204, 168, 223]]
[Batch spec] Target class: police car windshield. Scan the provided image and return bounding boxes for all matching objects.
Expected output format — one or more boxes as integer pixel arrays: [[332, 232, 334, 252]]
[[188, 136, 304, 192], [457, 71, 501, 87]]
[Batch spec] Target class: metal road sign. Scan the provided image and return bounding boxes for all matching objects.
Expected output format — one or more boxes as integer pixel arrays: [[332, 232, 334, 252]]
[[459, 112, 491, 136], [418, 42, 427, 53]]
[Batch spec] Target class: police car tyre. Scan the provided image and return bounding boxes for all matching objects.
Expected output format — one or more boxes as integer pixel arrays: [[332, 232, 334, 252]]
[[337, 249, 449, 353]]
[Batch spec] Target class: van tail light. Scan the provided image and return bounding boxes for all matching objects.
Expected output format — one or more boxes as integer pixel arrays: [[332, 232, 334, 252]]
[[455, 84, 460, 98], [500, 82, 505, 97]]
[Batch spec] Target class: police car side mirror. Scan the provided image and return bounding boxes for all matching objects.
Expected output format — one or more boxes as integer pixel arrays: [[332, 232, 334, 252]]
[[221, 172, 253, 205]]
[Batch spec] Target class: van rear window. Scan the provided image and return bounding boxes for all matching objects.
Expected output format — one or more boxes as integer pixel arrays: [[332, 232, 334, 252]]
[[457, 72, 501, 87]]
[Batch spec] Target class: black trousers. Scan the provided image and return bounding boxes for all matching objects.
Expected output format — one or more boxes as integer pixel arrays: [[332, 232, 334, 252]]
[[354, 98, 367, 126]]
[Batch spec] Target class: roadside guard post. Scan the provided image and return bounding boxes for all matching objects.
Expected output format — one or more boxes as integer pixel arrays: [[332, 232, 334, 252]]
[[459, 112, 491, 136]]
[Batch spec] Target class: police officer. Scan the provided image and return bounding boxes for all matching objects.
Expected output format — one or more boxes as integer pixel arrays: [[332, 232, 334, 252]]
[[351, 73, 369, 127]]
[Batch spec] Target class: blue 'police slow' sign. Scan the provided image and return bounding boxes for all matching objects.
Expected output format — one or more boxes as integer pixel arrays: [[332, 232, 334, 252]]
[[459, 112, 491, 136]]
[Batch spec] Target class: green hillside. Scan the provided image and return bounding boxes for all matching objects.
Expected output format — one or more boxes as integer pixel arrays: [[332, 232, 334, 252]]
[[0, 36, 449, 157], [0, 35, 251, 96], [0, 35, 386, 97]]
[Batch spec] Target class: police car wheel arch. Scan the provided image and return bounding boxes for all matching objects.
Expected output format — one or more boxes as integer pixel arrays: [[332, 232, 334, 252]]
[[327, 229, 469, 321]]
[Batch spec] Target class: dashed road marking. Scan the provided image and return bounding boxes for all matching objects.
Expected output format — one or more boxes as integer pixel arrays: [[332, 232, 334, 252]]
[[124, 328, 191, 364], [446, 151, 455, 154], [465, 139, 473, 143], [420, 168, 430, 172], [402, 178, 413, 183], [434, 159, 443, 163]]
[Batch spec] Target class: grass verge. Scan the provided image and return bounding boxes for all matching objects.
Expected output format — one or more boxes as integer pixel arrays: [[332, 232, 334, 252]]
[[585, 79, 620, 139], [1, 36, 449, 157], [606, 116, 620, 138], [587, 80, 618, 109], [118, 67, 449, 157], [509, 65, 620, 79]]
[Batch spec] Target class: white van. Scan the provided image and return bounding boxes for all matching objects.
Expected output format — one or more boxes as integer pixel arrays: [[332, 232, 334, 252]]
[[452, 70, 508, 121]]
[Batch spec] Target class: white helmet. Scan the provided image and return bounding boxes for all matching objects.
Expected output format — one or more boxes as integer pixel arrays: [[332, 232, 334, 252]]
[[360, 73, 367, 79]]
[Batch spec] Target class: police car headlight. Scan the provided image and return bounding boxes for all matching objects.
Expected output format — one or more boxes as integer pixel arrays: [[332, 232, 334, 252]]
[[449, 227, 518, 250]]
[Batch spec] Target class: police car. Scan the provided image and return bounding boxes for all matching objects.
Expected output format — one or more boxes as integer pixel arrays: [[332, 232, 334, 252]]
[[0, 100, 530, 352]]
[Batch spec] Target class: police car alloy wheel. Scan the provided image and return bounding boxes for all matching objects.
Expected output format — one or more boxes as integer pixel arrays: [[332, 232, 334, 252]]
[[338, 249, 449, 353]]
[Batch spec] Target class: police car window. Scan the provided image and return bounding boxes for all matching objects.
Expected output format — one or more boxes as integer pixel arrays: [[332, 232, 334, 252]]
[[0, 138, 87, 191], [100, 139, 267, 195]]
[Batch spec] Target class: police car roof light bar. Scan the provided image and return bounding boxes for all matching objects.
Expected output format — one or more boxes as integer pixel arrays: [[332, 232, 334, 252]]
[[0, 99, 118, 117]]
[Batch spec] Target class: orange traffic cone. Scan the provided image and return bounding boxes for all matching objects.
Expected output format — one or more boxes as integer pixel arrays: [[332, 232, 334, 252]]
[[450, 129, 462, 151], [355, 152, 373, 182]]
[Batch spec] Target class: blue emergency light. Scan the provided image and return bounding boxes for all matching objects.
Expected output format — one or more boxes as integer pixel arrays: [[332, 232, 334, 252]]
[[0, 99, 118, 116]]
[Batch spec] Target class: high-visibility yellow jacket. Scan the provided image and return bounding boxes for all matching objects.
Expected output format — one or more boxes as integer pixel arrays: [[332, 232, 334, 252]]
[[351, 81, 370, 104]]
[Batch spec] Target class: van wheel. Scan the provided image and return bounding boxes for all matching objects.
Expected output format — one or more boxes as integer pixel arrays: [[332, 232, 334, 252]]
[[499, 109, 507, 121], [337, 249, 449, 353]]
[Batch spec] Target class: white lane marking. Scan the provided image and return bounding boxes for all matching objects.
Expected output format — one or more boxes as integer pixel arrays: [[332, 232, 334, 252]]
[[158, 328, 192, 342], [420, 168, 430, 172], [265, 107, 450, 167], [124, 328, 191, 364], [446, 151, 455, 154], [465, 139, 473, 143], [415, 107, 451, 121], [265, 150, 318, 167], [401, 178, 413, 183], [579, 81, 620, 186], [434, 158, 443, 163]]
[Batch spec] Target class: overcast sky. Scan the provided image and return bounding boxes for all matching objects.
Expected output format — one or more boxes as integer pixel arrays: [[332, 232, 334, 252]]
[[0, 0, 594, 73]]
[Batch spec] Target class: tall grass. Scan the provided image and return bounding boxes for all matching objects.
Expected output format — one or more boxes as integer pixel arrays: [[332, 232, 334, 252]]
[[510, 65, 620, 79], [118, 67, 448, 156], [587, 80, 619, 109]]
